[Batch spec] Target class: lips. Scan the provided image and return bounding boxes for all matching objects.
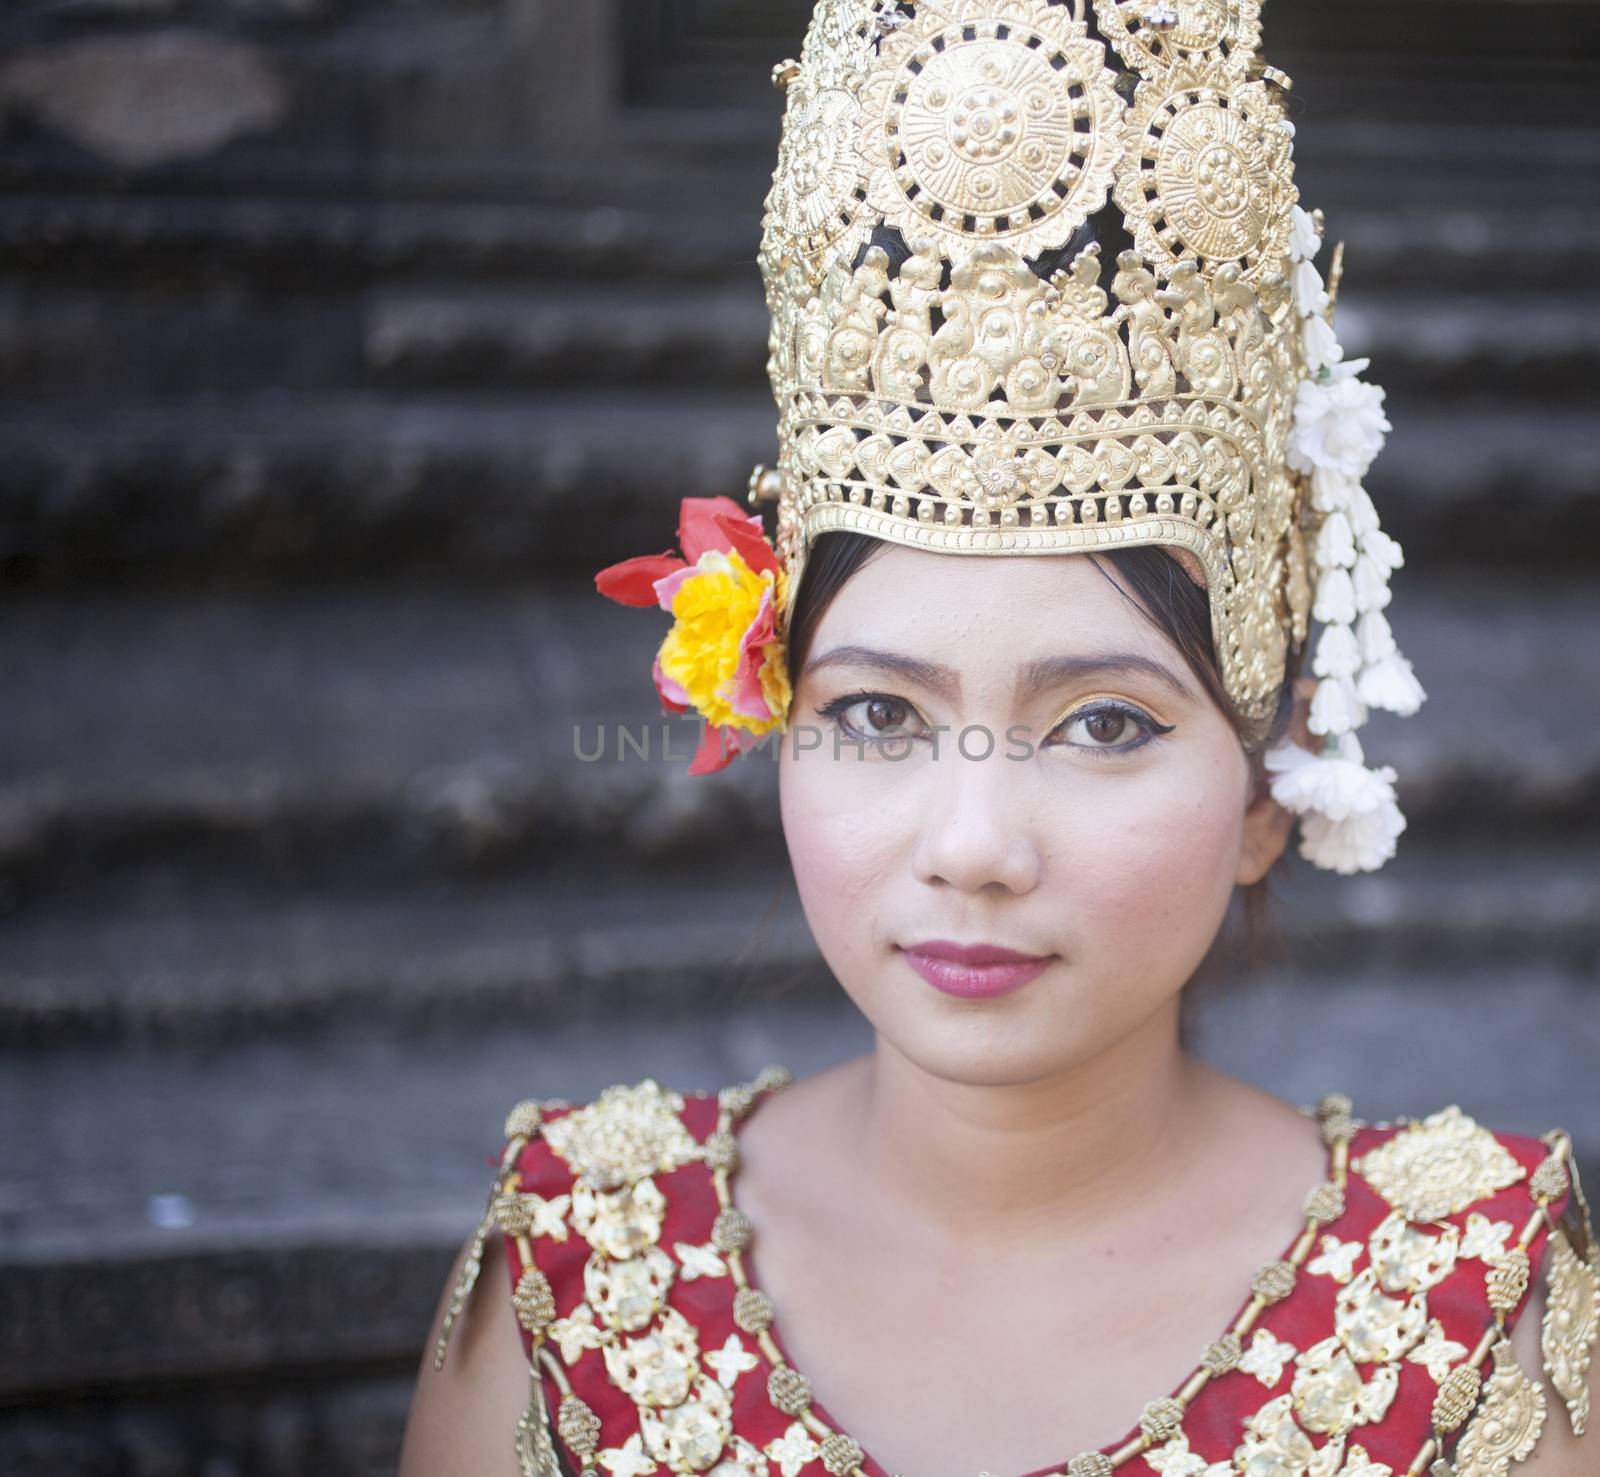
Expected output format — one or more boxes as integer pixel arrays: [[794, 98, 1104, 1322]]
[[897, 938, 1053, 999], [902, 939, 1050, 966]]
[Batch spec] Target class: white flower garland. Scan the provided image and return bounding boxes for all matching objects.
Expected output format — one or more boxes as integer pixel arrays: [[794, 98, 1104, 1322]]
[[1262, 188, 1426, 875]]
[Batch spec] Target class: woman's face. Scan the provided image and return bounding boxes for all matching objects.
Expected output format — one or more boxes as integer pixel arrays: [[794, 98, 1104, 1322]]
[[777, 544, 1289, 1087]]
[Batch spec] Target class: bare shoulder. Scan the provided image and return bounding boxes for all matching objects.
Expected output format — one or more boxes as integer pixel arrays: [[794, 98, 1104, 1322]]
[[397, 1228, 530, 1477]]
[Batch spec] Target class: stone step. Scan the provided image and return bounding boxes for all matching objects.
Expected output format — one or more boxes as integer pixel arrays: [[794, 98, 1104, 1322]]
[[3, 977, 1596, 1394], [2, 827, 1597, 1048], [3, 572, 1597, 900], [4, 264, 1595, 401], [0, 392, 1591, 580]]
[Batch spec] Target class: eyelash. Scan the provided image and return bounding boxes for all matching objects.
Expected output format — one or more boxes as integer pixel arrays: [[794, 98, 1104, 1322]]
[[813, 689, 1174, 758]]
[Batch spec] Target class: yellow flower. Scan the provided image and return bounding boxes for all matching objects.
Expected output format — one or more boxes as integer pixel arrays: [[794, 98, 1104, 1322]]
[[657, 551, 791, 734]]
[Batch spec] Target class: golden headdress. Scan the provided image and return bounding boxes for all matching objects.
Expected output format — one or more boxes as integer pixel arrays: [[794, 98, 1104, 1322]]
[[598, 0, 1426, 874]]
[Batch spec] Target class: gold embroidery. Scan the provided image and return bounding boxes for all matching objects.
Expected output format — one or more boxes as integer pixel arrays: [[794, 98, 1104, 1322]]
[[1233, 1393, 1315, 1477], [638, 1373, 734, 1472], [1407, 1321, 1469, 1384], [572, 1177, 669, 1261], [1450, 1340, 1546, 1477], [543, 1079, 701, 1189], [1334, 1268, 1427, 1365], [1291, 1336, 1397, 1435], [586, 1245, 676, 1333], [1353, 1108, 1527, 1222], [1541, 1226, 1599, 1435], [1368, 1212, 1459, 1294], [604, 1306, 703, 1408]]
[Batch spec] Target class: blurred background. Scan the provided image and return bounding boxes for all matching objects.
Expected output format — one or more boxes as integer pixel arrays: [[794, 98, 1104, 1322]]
[[1, 1, 1597, 1472]]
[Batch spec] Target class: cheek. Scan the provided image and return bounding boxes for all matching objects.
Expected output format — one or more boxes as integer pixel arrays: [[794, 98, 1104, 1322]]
[[778, 753, 908, 965], [1043, 747, 1247, 957]]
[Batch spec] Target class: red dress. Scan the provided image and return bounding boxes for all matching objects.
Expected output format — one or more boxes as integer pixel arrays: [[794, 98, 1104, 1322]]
[[457, 1072, 1596, 1477]]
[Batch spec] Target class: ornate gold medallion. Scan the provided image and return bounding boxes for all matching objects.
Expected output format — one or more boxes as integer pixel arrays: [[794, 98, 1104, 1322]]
[[857, 0, 1124, 260], [1114, 61, 1293, 281], [1092, 0, 1264, 79], [543, 1078, 701, 1188], [1450, 1339, 1547, 1477], [1353, 1108, 1528, 1222]]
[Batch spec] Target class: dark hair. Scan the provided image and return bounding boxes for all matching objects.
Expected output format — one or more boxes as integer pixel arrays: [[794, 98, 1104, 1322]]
[[782, 530, 1303, 998]]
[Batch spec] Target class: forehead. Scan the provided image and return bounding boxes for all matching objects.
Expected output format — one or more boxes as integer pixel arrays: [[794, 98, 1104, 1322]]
[[808, 544, 1168, 655]]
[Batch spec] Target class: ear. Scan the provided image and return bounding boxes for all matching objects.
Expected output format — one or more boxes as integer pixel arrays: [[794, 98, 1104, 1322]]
[[1235, 676, 1316, 887]]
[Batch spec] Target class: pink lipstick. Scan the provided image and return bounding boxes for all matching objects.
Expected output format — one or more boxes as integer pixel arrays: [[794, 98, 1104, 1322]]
[[898, 939, 1053, 999]]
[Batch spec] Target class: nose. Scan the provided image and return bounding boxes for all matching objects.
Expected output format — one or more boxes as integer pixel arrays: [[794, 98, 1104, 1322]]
[[909, 729, 1041, 895]]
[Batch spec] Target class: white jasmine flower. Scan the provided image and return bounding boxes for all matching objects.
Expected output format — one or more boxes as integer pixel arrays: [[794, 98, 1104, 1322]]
[[1291, 259, 1328, 318], [1265, 741, 1391, 819], [1308, 674, 1368, 736], [1356, 609, 1396, 663], [1359, 526, 1405, 572], [1298, 797, 1406, 874], [1301, 313, 1343, 375], [1351, 552, 1393, 613], [1312, 621, 1362, 679], [1289, 204, 1321, 262], [1313, 565, 1357, 625], [1357, 651, 1426, 716], [1288, 375, 1392, 481], [1315, 509, 1356, 568], [1341, 480, 1380, 537], [1310, 466, 1360, 516]]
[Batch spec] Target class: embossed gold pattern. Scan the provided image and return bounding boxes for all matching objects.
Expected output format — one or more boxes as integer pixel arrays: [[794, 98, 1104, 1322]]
[[1354, 1108, 1527, 1222], [758, 0, 1317, 726], [1449, 1340, 1546, 1477], [1541, 1227, 1599, 1435]]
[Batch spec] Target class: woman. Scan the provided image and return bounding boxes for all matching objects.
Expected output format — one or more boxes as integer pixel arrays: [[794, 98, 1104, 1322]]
[[398, 3, 1598, 1474]]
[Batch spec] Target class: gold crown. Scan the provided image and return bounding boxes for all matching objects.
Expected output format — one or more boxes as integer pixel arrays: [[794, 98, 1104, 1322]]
[[751, 0, 1320, 728]]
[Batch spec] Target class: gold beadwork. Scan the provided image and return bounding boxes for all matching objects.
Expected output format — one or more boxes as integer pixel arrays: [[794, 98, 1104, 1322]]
[[702, 1129, 740, 1173], [505, 1099, 544, 1140], [558, 1393, 602, 1461], [1432, 1364, 1483, 1434], [820, 1432, 864, 1475], [1486, 1249, 1531, 1317], [1065, 1453, 1114, 1477], [712, 1208, 755, 1252], [1317, 1093, 1355, 1121], [1541, 1227, 1599, 1435], [1355, 1108, 1528, 1222], [1451, 1340, 1546, 1476], [752, 1064, 793, 1092], [1253, 1260, 1297, 1304], [1202, 1332, 1243, 1375], [1531, 1155, 1570, 1203], [733, 1286, 776, 1333], [1321, 1113, 1359, 1148], [768, 1364, 813, 1416], [513, 1268, 558, 1336], [1303, 1182, 1346, 1225], [1139, 1397, 1184, 1444], [719, 1082, 757, 1120]]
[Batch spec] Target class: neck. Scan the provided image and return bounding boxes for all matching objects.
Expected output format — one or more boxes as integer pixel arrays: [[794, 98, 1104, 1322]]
[[845, 1003, 1208, 1245]]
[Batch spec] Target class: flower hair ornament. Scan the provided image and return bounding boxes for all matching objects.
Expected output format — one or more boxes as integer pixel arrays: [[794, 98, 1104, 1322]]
[[596, 0, 1427, 874], [595, 496, 792, 776]]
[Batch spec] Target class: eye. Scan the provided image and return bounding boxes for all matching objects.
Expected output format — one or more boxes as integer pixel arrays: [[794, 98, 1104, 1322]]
[[1046, 700, 1172, 756], [815, 690, 931, 746]]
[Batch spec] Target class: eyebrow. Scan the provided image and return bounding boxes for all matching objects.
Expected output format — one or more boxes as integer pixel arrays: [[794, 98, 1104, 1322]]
[[800, 645, 1198, 705]]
